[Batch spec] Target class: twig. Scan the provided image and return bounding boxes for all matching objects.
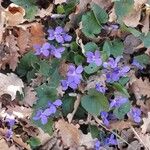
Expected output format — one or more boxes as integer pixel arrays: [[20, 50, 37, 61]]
[[131, 126, 149, 150], [67, 94, 81, 123], [51, 14, 65, 19], [93, 116, 134, 149]]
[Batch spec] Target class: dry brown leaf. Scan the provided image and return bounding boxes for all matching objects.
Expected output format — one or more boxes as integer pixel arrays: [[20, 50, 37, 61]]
[[23, 86, 37, 107], [142, 13, 150, 35], [5, 3, 25, 26], [145, 48, 150, 56], [54, 0, 66, 4], [0, 73, 24, 100], [55, 119, 80, 148], [36, 128, 51, 145], [131, 78, 150, 99], [110, 120, 132, 131], [55, 119, 95, 149], [124, 34, 142, 54], [0, 8, 5, 43], [36, 4, 53, 18], [7, 105, 32, 118], [1, 34, 20, 71], [138, 133, 150, 149], [0, 139, 10, 150], [109, 8, 117, 22], [134, 0, 147, 10], [141, 112, 150, 134], [123, 9, 141, 27], [30, 23, 46, 47], [17, 28, 31, 54]]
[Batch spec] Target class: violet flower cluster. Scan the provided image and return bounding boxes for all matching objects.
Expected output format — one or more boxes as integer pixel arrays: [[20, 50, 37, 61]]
[[95, 134, 117, 150], [48, 26, 72, 44], [61, 65, 83, 90], [85, 50, 102, 66], [128, 107, 141, 123], [5, 115, 15, 139], [34, 26, 72, 58], [95, 83, 107, 94], [33, 99, 62, 125], [103, 57, 130, 83]]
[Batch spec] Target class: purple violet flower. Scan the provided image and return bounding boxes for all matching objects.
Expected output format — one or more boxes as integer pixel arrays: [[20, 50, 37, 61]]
[[48, 26, 72, 43], [34, 42, 51, 57], [6, 128, 13, 139], [95, 83, 107, 94], [132, 59, 144, 70], [85, 50, 102, 66], [110, 96, 128, 109], [33, 99, 62, 125], [34, 42, 65, 58], [33, 109, 52, 125], [47, 99, 62, 114], [61, 65, 83, 90], [128, 107, 141, 123], [105, 134, 117, 146], [103, 57, 130, 83], [94, 140, 101, 150], [101, 111, 109, 126]]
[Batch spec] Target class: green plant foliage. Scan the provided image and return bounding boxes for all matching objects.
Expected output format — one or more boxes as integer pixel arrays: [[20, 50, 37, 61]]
[[27, 137, 41, 149], [84, 63, 100, 74], [81, 11, 101, 38], [74, 55, 85, 65], [11, 0, 38, 19], [140, 32, 150, 48], [114, 0, 134, 18], [35, 84, 57, 108], [103, 39, 124, 58], [112, 82, 130, 97], [113, 101, 131, 119], [119, 77, 130, 86], [16, 52, 39, 77], [32, 117, 54, 135], [89, 125, 99, 138], [57, 5, 65, 14], [134, 54, 150, 67], [91, 3, 108, 25], [81, 89, 109, 115], [84, 42, 99, 52]]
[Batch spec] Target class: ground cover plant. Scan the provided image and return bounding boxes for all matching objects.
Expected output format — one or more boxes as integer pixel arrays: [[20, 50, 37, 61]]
[[0, 0, 150, 149]]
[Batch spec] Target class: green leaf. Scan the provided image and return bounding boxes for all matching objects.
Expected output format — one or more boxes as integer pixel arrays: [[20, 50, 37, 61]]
[[11, 0, 38, 19], [91, 3, 108, 25], [16, 52, 39, 77], [81, 89, 109, 115], [38, 60, 50, 77], [74, 55, 84, 65], [119, 77, 130, 86], [112, 82, 130, 97], [32, 116, 54, 135], [57, 5, 65, 14], [35, 84, 57, 108], [84, 63, 100, 74], [140, 32, 150, 48], [27, 137, 41, 149], [113, 101, 131, 119], [103, 40, 124, 58], [89, 125, 99, 138], [134, 54, 150, 66], [62, 95, 75, 117], [115, 0, 134, 18], [84, 42, 99, 52], [82, 11, 101, 38]]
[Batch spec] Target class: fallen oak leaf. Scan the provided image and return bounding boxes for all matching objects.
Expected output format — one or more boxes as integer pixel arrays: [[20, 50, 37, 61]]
[[54, 0, 66, 5], [23, 86, 37, 107], [55, 119, 95, 149], [0, 73, 24, 100], [141, 112, 150, 134], [5, 3, 25, 26]]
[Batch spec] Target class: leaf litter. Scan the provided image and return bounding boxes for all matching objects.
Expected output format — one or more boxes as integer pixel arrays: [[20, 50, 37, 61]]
[[0, 0, 150, 149]]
